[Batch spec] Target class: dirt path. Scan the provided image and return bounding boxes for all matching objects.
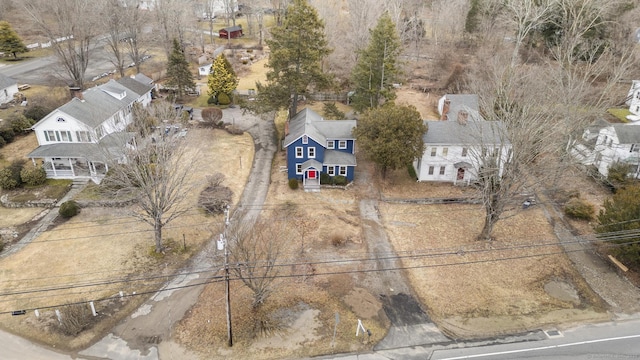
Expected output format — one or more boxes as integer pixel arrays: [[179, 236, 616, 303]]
[[355, 163, 449, 351]]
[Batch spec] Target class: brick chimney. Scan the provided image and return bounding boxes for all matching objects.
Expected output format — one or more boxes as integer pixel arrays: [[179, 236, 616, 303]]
[[457, 110, 468, 125], [69, 86, 83, 101], [441, 99, 451, 121]]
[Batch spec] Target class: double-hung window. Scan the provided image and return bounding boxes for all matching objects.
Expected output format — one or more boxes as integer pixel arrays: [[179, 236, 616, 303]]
[[439, 166, 445, 175], [462, 147, 468, 157], [296, 164, 303, 174], [327, 140, 335, 149], [431, 147, 437, 156], [442, 147, 448, 157], [339, 166, 347, 176], [44, 130, 58, 142], [295, 147, 303, 158], [59, 131, 72, 142], [76, 131, 91, 142], [338, 140, 347, 149], [308, 147, 316, 158], [428, 166, 434, 175], [327, 166, 335, 176]]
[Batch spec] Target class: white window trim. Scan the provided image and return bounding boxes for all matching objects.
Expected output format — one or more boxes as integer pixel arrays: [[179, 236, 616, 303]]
[[442, 147, 448, 157], [302, 135, 308, 144], [338, 140, 347, 149], [327, 166, 335, 176], [327, 140, 335, 149], [295, 146, 303, 158], [431, 147, 437, 157], [308, 147, 316, 158], [428, 166, 434, 175], [439, 166, 445, 175], [339, 166, 347, 176], [296, 163, 303, 174]]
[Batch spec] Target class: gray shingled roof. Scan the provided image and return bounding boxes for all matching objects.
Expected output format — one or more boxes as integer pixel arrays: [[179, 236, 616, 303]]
[[283, 108, 356, 147], [134, 73, 153, 85], [324, 150, 356, 166], [0, 73, 16, 89], [613, 124, 640, 144], [443, 94, 481, 121], [28, 143, 107, 161], [423, 120, 510, 145], [49, 80, 140, 129], [118, 77, 154, 97], [32, 76, 152, 130], [301, 159, 322, 170]]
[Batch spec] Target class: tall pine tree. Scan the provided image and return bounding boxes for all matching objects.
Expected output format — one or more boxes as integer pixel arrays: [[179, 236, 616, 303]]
[[0, 21, 27, 59], [255, 0, 331, 118], [166, 39, 195, 99], [350, 13, 401, 113], [207, 54, 238, 102]]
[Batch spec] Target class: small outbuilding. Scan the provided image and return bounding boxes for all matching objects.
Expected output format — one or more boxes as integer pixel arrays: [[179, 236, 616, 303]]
[[0, 73, 18, 105], [218, 25, 243, 39]]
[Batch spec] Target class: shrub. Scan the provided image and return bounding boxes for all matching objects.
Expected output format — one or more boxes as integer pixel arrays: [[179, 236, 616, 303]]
[[201, 107, 223, 126], [407, 164, 417, 180], [207, 96, 217, 105], [24, 104, 52, 122], [59, 200, 80, 218], [330, 233, 346, 247], [333, 175, 348, 186], [0, 160, 25, 190], [288, 178, 299, 190], [564, 198, 595, 221], [0, 136, 5, 147], [20, 165, 47, 186], [8, 114, 33, 133], [55, 302, 93, 336], [0, 168, 18, 190], [217, 92, 231, 105], [607, 161, 631, 191], [0, 127, 14, 143], [320, 172, 331, 185]]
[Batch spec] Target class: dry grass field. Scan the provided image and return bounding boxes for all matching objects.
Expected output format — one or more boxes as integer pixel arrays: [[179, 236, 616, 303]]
[[175, 152, 388, 359], [0, 128, 254, 349], [377, 168, 609, 338]]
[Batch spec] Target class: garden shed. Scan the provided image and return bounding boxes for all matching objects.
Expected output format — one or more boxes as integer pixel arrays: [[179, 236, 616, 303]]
[[219, 25, 243, 39]]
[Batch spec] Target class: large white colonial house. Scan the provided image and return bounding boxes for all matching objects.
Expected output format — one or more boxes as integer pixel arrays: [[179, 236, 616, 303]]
[[572, 119, 640, 179], [414, 94, 512, 184], [27, 74, 154, 182]]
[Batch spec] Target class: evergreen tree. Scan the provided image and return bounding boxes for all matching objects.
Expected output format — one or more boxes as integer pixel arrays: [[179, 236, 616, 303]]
[[166, 39, 195, 99], [0, 21, 27, 59], [255, 0, 331, 118], [597, 185, 640, 268], [352, 103, 426, 178], [465, 0, 481, 34], [207, 54, 238, 102], [350, 13, 402, 113]]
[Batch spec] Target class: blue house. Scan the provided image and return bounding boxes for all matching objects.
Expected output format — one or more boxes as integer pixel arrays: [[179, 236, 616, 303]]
[[283, 108, 357, 191]]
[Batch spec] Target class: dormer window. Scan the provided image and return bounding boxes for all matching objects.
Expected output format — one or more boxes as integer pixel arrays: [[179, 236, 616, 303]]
[[302, 135, 308, 144], [57, 117, 66, 122]]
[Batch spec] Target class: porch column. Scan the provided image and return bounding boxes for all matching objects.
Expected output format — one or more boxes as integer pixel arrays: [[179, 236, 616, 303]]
[[89, 161, 95, 176], [68, 158, 75, 177], [31, 158, 36, 166], [50, 159, 57, 177]]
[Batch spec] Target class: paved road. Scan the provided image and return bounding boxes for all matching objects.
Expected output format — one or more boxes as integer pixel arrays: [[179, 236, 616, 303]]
[[0, 39, 131, 86]]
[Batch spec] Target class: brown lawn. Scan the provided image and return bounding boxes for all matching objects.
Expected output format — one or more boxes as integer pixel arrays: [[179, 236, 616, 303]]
[[0, 128, 254, 349], [175, 151, 388, 359], [378, 171, 609, 338]]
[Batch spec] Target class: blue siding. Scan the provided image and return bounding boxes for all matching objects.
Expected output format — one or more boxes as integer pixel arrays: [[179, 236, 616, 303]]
[[327, 139, 355, 154], [286, 136, 325, 179]]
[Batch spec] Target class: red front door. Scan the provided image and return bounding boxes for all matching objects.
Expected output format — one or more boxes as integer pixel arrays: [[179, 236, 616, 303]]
[[308, 170, 317, 179]]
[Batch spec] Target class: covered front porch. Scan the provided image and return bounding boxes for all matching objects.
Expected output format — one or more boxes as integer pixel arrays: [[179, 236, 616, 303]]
[[301, 159, 322, 192], [27, 143, 113, 183]]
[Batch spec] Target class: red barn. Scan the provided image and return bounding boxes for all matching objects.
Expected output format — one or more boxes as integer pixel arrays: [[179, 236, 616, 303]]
[[219, 25, 243, 39]]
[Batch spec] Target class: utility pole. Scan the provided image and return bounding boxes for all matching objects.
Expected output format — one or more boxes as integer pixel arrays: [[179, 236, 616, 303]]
[[223, 205, 233, 347]]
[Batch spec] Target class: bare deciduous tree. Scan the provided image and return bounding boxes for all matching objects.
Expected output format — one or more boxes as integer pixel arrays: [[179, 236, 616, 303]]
[[23, 0, 98, 89], [227, 217, 293, 309], [102, 102, 198, 253]]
